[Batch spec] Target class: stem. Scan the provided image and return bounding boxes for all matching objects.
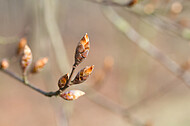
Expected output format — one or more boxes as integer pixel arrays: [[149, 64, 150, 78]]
[[0, 68, 60, 97], [60, 65, 76, 91]]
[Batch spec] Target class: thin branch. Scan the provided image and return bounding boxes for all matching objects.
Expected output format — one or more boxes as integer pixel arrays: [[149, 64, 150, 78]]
[[0, 68, 60, 97], [60, 65, 76, 90], [85, 0, 138, 7], [102, 6, 190, 89]]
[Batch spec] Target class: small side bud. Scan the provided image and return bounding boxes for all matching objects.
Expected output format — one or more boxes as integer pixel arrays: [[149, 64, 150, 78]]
[[0, 59, 9, 69], [72, 65, 94, 84], [74, 33, 90, 66], [20, 45, 32, 73], [59, 90, 85, 100], [32, 57, 48, 73], [103, 56, 114, 71], [58, 73, 69, 89], [17, 38, 27, 55]]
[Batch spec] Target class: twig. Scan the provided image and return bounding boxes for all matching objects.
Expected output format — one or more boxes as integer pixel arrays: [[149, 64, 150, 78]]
[[0, 68, 60, 97], [102, 6, 190, 89], [85, 0, 138, 7], [60, 65, 76, 90]]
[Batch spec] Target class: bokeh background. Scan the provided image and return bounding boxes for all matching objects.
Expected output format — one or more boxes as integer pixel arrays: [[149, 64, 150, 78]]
[[1, 0, 190, 126]]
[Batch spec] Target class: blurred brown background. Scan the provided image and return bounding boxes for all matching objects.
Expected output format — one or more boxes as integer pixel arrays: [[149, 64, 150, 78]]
[[1, 0, 190, 126]]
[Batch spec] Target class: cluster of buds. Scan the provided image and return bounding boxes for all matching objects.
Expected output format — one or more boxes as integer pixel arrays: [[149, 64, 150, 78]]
[[58, 33, 94, 101], [0, 59, 9, 69], [17, 38, 48, 75]]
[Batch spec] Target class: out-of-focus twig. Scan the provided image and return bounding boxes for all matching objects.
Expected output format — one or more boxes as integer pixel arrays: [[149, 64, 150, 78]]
[[102, 6, 190, 89], [44, 0, 70, 73], [85, 0, 138, 7]]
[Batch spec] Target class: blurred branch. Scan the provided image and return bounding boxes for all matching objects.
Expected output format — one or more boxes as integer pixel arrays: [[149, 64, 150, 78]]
[[102, 6, 190, 89], [44, 0, 70, 73], [0, 68, 60, 97], [84, 85, 144, 126], [85, 0, 138, 7]]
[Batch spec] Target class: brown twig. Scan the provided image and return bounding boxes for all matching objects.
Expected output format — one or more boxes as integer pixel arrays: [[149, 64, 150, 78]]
[[0, 68, 60, 97], [85, 0, 138, 7]]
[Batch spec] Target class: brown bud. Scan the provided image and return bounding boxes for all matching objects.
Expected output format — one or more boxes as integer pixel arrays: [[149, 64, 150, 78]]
[[103, 56, 114, 71], [20, 45, 32, 73], [0, 59, 9, 69], [17, 38, 27, 55], [74, 33, 90, 66], [58, 73, 69, 89], [72, 65, 94, 84], [32, 57, 48, 73], [59, 90, 85, 100], [127, 0, 138, 7]]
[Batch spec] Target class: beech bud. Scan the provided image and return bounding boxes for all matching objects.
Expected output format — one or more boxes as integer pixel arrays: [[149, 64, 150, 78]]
[[59, 90, 85, 100]]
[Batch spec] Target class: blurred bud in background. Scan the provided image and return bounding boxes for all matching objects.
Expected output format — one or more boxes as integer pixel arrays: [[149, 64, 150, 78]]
[[0, 59, 9, 69], [32, 57, 48, 73]]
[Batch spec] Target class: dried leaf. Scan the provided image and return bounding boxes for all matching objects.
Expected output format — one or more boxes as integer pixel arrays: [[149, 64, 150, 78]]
[[58, 73, 69, 89], [59, 90, 85, 100], [21, 45, 32, 73], [0, 59, 9, 69], [32, 57, 48, 73], [72, 65, 94, 84], [74, 33, 90, 66]]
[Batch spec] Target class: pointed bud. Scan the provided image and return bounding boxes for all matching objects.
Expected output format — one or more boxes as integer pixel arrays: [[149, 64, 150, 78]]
[[32, 57, 48, 73], [74, 33, 90, 66], [59, 90, 85, 100], [17, 38, 27, 55], [20, 45, 32, 73], [72, 65, 94, 84], [0, 59, 9, 69], [58, 73, 69, 89]]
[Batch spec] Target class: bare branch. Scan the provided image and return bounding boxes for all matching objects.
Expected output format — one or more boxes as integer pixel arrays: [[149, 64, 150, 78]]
[[102, 6, 190, 89], [0, 68, 60, 97]]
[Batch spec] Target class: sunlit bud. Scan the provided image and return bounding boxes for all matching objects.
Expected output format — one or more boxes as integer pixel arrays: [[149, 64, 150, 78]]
[[20, 45, 32, 73], [74, 33, 90, 66], [104, 56, 114, 71], [18, 38, 27, 55], [144, 3, 155, 15], [171, 2, 183, 14], [127, 0, 138, 7], [58, 73, 69, 89], [59, 90, 85, 100], [0, 59, 9, 69], [72, 65, 94, 84], [32, 57, 48, 73]]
